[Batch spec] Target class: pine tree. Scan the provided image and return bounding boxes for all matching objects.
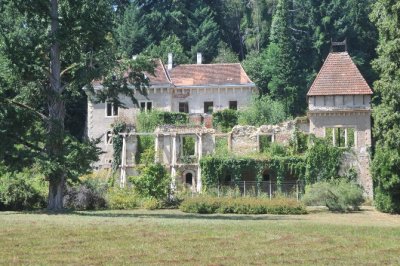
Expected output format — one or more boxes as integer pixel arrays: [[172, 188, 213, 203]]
[[264, 0, 305, 115]]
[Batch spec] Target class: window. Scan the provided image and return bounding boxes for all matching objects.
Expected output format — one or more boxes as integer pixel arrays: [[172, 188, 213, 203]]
[[106, 102, 118, 117], [181, 136, 196, 157], [259, 135, 273, 153], [325, 127, 355, 148], [179, 102, 189, 113], [140, 101, 152, 112], [204, 101, 213, 114], [229, 101, 238, 110], [105, 130, 112, 145]]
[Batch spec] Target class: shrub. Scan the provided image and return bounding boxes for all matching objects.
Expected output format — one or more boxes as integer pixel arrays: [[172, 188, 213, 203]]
[[136, 110, 188, 132], [303, 179, 364, 212], [63, 178, 108, 210], [0, 171, 47, 210], [106, 187, 139, 209], [142, 198, 161, 210], [129, 163, 170, 200], [238, 95, 288, 126], [179, 196, 306, 215], [213, 109, 238, 133]]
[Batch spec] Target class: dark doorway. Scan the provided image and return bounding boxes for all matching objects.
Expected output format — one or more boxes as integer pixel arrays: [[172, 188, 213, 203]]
[[185, 173, 193, 185]]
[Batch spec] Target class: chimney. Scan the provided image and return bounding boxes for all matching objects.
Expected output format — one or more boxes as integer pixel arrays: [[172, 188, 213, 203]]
[[168, 53, 173, 70], [197, 52, 202, 64]]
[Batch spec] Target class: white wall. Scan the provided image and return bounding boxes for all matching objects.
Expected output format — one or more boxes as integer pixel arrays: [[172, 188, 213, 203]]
[[308, 95, 371, 110]]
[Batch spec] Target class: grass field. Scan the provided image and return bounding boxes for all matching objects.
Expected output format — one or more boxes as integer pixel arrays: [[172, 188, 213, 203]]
[[1, 207, 400, 265]]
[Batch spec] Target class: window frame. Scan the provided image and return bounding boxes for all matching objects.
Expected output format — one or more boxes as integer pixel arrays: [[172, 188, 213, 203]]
[[139, 101, 153, 112], [179, 102, 189, 113], [204, 101, 214, 114], [229, 100, 238, 110], [105, 102, 118, 117]]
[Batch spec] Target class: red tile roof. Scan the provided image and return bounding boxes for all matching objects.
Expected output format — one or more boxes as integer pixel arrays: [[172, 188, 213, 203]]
[[168, 63, 254, 86], [307, 52, 372, 96], [93, 61, 254, 88]]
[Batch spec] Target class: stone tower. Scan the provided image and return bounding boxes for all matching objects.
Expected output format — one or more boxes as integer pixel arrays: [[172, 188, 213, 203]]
[[307, 51, 373, 197]]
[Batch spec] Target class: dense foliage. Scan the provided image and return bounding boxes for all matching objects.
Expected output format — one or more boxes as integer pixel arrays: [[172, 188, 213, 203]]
[[179, 196, 307, 215], [0, 170, 47, 210], [303, 178, 364, 212], [238, 95, 288, 126], [135, 110, 188, 133], [370, 1, 400, 213]]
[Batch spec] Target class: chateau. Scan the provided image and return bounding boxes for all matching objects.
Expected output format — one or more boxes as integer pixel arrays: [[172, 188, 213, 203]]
[[86, 51, 373, 197]]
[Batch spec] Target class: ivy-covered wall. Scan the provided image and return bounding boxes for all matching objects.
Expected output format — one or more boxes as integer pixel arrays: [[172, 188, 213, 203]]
[[200, 135, 344, 191], [200, 156, 306, 191]]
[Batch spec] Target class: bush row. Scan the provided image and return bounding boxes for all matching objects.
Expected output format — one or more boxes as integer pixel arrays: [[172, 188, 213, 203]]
[[179, 197, 307, 215]]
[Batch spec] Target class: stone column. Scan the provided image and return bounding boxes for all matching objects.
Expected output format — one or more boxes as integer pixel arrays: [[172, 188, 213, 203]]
[[120, 134, 127, 188], [197, 134, 203, 192], [171, 134, 177, 190]]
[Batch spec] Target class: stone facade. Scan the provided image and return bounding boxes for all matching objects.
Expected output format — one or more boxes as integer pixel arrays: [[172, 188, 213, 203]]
[[154, 125, 215, 191], [230, 120, 299, 154], [87, 58, 256, 168], [306, 52, 373, 197]]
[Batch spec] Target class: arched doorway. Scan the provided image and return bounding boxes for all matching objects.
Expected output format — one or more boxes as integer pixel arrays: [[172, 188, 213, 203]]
[[185, 172, 193, 186], [182, 170, 196, 189]]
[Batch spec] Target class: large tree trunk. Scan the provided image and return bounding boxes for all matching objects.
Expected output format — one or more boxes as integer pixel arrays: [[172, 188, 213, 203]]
[[47, 0, 65, 211]]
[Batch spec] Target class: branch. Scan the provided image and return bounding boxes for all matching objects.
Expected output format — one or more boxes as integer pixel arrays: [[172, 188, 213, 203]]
[[289, 27, 308, 34], [12, 135, 45, 153], [61, 63, 78, 77], [6, 99, 48, 121]]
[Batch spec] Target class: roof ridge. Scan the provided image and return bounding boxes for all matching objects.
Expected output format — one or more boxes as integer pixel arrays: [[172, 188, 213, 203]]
[[158, 58, 173, 85]]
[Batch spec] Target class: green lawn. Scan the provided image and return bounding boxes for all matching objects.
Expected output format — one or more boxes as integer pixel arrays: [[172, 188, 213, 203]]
[[1, 207, 400, 265]]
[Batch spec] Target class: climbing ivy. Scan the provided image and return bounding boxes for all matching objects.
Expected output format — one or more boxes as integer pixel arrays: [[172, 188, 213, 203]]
[[199, 155, 305, 192], [304, 136, 344, 183], [200, 134, 344, 191]]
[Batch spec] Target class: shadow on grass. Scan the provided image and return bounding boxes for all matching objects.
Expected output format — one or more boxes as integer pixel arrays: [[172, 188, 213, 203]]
[[67, 210, 305, 221], [1, 209, 305, 221]]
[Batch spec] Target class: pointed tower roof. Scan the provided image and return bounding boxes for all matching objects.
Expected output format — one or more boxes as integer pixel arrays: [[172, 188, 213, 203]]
[[307, 52, 372, 96]]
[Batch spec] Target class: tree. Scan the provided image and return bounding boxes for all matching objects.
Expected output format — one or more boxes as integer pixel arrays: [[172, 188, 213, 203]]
[[264, 0, 305, 115], [116, 4, 150, 57], [143, 35, 189, 65], [212, 42, 239, 63], [187, 6, 220, 63], [238, 95, 288, 126], [0, 0, 152, 210], [370, 1, 400, 213]]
